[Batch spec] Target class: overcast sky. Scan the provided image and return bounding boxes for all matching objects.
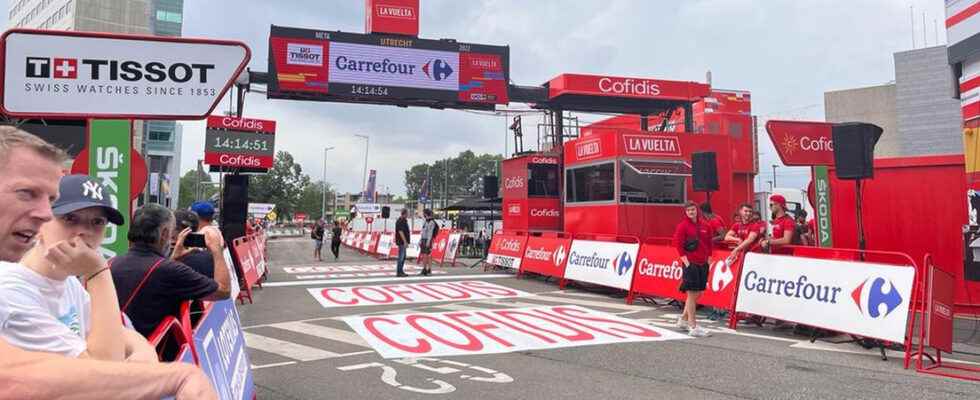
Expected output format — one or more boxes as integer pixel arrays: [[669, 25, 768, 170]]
[[53, 1, 961, 194]]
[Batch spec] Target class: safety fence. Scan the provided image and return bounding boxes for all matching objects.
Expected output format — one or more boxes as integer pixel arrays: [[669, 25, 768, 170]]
[[340, 229, 464, 267], [475, 229, 966, 378], [148, 229, 269, 400]]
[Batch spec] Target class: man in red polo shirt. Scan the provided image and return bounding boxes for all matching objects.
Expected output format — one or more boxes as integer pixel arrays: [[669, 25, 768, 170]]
[[761, 195, 796, 255], [725, 203, 766, 254]]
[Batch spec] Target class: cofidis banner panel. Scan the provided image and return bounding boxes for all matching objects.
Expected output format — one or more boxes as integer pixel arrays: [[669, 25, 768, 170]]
[[735, 253, 915, 343]]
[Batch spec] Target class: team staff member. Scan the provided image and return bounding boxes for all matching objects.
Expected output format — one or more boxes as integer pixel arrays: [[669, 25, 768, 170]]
[[761, 194, 796, 255], [330, 220, 342, 260], [672, 201, 712, 337], [311, 220, 325, 262], [725, 203, 766, 255], [700, 203, 726, 243], [0, 126, 216, 399], [394, 209, 410, 277]]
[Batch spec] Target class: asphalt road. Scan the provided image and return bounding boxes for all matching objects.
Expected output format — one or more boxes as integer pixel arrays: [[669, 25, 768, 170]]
[[240, 237, 980, 400]]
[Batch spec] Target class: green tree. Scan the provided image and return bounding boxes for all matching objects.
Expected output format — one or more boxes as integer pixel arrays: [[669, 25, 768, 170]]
[[295, 180, 336, 221], [177, 168, 217, 209], [249, 151, 311, 218], [404, 151, 502, 203]]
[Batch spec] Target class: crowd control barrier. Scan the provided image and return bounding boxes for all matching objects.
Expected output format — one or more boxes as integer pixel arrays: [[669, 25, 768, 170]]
[[560, 233, 640, 292], [908, 254, 980, 381], [429, 229, 464, 266], [150, 298, 255, 400], [627, 237, 741, 309], [231, 232, 268, 305], [486, 231, 529, 271], [518, 231, 572, 280], [337, 230, 465, 264]]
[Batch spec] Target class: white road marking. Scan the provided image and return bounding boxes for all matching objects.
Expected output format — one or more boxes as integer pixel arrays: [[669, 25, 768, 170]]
[[529, 294, 651, 312], [262, 273, 512, 287], [252, 361, 297, 370], [243, 331, 341, 361], [271, 321, 370, 348]]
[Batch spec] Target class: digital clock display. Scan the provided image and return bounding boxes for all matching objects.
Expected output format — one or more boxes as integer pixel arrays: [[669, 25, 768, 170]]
[[203, 116, 276, 171]]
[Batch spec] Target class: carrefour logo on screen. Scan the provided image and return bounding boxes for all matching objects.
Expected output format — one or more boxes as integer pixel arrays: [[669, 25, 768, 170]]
[[613, 251, 633, 276], [422, 59, 453, 81], [851, 277, 903, 319]]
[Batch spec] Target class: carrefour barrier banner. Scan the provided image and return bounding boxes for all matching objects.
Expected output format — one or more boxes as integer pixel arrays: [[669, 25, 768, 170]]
[[193, 300, 255, 400], [343, 305, 688, 359], [487, 233, 527, 269], [631, 244, 739, 308], [308, 280, 530, 308], [735, 253, 915, 343], [563, 240, 639, 290], [520, 235, 571, 279], [407, 233, 422, 258], [443, 232, 462, 264]]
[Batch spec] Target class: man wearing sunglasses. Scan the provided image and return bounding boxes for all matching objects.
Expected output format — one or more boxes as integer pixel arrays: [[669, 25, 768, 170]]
[[0, 174, 156, 362]]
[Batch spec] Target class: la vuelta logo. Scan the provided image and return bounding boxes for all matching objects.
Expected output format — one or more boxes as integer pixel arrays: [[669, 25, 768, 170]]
[[623, 135, 681, 156], [576, 139, 601, 159]]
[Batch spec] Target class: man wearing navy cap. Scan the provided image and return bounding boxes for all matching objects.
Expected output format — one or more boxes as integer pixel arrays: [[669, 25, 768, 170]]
[[191, 201, 224, 249]]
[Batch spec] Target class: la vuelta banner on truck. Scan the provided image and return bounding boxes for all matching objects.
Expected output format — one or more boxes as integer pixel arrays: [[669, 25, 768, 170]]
[[520, 235, 571, 279], [563, 239, 639, 290], [735, 253, 915, 343], [487, 233, 528, 269], [630, 244, 740, 308]]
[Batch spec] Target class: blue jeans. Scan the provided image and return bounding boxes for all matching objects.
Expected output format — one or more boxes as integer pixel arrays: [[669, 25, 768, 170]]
[[396, 245, 407, 275]]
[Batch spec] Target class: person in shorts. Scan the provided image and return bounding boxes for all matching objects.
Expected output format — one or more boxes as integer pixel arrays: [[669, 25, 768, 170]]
[[418, 209, 438, 276], [311, 220, 325, 262], [672, 201, 713, 337]]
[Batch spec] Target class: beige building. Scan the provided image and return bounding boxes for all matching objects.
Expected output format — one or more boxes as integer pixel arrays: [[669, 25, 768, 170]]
[[824, 84, 899, 157]]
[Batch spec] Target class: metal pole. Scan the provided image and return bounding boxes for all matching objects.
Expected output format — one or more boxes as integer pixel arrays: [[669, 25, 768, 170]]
[[322, 147, 333, 221], [354, 134, 369, 198], [772, 165, 778, 188], [444, 158, 449, 220]]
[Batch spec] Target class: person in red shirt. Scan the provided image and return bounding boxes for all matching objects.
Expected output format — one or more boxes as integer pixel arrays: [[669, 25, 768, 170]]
[[761, 194, 796, 255], [700, 202, 726, 243], [672, 201, 713, 337], [725, 203, 766, 255]]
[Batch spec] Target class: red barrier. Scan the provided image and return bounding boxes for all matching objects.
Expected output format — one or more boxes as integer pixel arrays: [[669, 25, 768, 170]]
[[429, 230, 449, 263], [486, 231, 528, 270], [627, 239, 742, 309], [518, 231, 571, 280], [232, 235, 261, 304]]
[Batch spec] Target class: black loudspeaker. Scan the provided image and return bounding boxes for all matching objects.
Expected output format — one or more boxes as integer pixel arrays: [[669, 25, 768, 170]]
[[832, 122, 883, 180], [483, 175, 499, 198], [381, 206, 391, 219], [692, 152, 719, 192], [221, 174, 248, 243]]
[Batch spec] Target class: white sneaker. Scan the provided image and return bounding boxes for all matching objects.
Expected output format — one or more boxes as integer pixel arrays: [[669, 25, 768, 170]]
[[688, 326, 711, 337], [675, 316, 689, 329]]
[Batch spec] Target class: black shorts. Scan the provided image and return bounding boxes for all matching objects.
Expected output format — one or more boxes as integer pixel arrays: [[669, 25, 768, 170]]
[[679, 263, 709, 292], [419, 240, 432, 254]]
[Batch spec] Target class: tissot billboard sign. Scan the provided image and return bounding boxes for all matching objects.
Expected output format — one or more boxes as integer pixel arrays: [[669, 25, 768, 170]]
[[268, 26, 509, 109], [1, 29, 250, 119]]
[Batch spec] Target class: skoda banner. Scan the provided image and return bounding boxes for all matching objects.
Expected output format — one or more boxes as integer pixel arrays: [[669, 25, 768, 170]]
[[563, 239, 640, 290], [813, 166, 834, 247], [89, 119, 130, 259]]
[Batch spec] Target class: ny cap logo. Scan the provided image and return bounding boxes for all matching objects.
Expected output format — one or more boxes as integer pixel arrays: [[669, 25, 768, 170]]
[[81, 180, 103, 201]]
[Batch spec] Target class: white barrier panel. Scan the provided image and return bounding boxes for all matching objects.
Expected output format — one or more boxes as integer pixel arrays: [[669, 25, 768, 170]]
[[344, 305, 689, 359], [407, 233, 422, 258], [735, 253, 915, 343], [563, 240, 639, 290], [307, 280, 530, 308], [376, 233, 394, 256]]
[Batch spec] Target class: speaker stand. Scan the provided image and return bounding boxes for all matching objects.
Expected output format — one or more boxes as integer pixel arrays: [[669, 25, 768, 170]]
[[855, 179, 866, 260]]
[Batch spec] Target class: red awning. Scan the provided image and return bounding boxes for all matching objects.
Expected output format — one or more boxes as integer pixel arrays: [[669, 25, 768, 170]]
[[624, 160, 692, 176]]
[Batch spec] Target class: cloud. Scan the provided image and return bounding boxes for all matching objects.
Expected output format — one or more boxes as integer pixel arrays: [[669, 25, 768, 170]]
[[175, 0, 945, 194]]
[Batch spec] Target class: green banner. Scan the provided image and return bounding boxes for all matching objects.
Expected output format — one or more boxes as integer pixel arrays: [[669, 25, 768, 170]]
[[89, 119, 131, 259], [814, 166, 833, 248]]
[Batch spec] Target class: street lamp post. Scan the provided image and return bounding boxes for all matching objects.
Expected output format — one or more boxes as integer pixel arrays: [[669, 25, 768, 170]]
[[772, 164, 779, 189], [354, 134, 370, 197], [322, 146, 334, 221]]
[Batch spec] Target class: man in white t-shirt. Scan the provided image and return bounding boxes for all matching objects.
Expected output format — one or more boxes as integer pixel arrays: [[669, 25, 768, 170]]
[[0, 175, 154, 361]]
